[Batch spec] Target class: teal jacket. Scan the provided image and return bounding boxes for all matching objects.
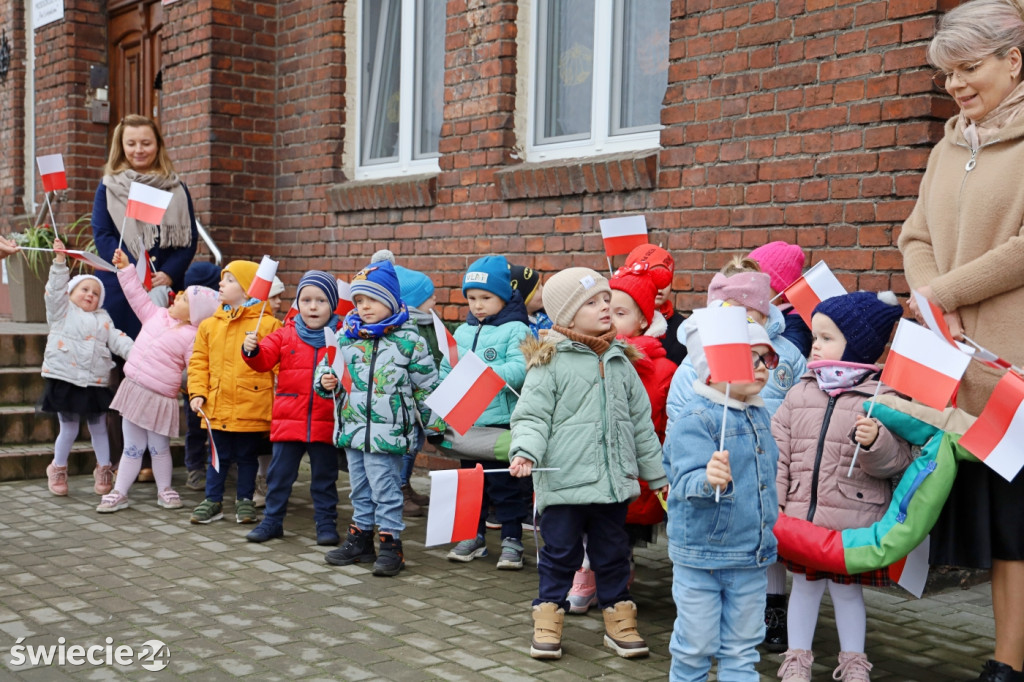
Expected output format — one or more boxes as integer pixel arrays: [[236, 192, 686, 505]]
[[509, 331, 668, 513]]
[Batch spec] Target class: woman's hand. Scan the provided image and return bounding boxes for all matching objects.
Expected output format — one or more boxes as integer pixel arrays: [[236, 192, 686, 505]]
[[910, 285, 964, 340], [0, 235, 17, 258], [189, 396, 206, 414], [242, 332, 259, 353], [706, 449, 732, 489], [508, 456, 533, 477], [151, 271, 172, 288], [111, 248, 129, 270], [320, 373, 339, 392], [853, 416, 879, 448], [53, 238, 66, 264]]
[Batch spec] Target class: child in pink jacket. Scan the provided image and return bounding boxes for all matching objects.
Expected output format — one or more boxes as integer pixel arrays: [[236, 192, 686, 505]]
[[773, 291, 912, 682]]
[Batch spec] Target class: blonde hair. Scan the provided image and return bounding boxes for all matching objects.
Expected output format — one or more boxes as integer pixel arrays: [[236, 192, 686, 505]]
[[719, 256, 762, 277], [103, 115, 176, 177], [929, 0, 1024, 70]]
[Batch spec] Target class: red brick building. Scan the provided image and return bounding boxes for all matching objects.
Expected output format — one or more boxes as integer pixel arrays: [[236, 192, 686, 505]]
[[0, 0, 958, 318]]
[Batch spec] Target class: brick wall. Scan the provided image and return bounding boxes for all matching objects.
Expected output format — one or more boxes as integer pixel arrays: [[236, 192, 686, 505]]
[[0, 0, 27, 227]]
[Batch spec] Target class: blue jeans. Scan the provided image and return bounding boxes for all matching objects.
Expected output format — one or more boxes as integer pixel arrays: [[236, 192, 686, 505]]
[[205, 431, 263, 502], [262, 441, 340, 532], [669, 561, 767, 682], [346, 448, 404, 539]]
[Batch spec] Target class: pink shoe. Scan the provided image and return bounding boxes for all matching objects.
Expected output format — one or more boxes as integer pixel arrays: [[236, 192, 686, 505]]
[[567, 568, 597, 614], [96, 491, 130, 513], [778, 648, 814, 682], [93, 465, 114, 495], [833, 651, 872, 681], [47, 464, 68, 496], [157, 488, 183, 509]]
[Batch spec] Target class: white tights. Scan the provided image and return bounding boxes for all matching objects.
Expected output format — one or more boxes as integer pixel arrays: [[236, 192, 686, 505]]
[[53, 414, 109, 467], [114, 419, 173, 496], [787, 572, 866, 653]]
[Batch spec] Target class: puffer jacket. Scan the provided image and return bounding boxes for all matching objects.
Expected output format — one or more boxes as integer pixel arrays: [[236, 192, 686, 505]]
[[509, 330, 668, 514], [773, 373, 914, 531], [187, 301, 282, 432], [440, 294, 531, 426], [118, 265, 197, 398], [623, 332, 675, 442], [314, 321, 445, 455], [243, 320, 336, 444], [41, 262, 133, 387]]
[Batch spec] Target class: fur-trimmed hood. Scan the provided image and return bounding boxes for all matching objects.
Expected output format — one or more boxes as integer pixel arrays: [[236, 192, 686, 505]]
[[521, 329, 642, 369]]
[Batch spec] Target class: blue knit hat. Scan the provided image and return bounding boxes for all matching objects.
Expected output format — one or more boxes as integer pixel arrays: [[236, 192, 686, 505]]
[[394, 265, 435, 309], [184, 261, 221, 289], [813, 291, 903, 364], [351, 260, 402, 313], [463, 255, 513, 302], [297, 270, 339, 311]]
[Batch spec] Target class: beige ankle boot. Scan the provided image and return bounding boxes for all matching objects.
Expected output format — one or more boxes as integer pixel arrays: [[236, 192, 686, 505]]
[[602, 600, 649, 658], [530, 603, 564, 659]]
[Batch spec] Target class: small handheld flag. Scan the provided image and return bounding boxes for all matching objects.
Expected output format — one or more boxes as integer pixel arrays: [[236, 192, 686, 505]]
[[880, 319, 971, 411], [431, 309, 459, 367], [248, 255, 279, 301], [424, 350, 506, 435], [887, 537, 929, 599], [692, 306, 755, 384], [125, 182, 174, 225], [196, 407, 221, 473], [599, 215, 648, 258], [782, 261, 846, 326], [911, 291, 958, 347], [336, 279, 355, 317], [322, 327, 352, 394], [959, 371, 1024, 482], [37, 154, 68, 192], [425, 464, 485, 546]]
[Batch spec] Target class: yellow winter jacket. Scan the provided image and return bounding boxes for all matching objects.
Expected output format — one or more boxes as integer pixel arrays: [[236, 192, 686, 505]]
[[188, 302, 282, 432]]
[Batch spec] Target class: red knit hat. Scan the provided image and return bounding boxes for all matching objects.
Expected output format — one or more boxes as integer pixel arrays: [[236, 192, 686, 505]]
[[610, 270, 657, 327], [748, 241, 805, 296], [625, 243, 674, 290]]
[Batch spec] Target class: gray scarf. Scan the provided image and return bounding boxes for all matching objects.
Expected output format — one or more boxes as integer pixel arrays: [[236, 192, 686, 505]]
[[103, 170, 192, 260]]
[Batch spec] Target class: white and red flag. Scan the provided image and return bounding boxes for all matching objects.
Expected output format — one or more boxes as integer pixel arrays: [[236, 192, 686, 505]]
[[322, 328, 353, 394], [425, 350, 506, 435], [335, 279, 355, 317], [425, 464, 485, 546], [125, 182, 174, 225], [431, 309, 459, 367], [692, 305, 755, 384], [888, 536, 930, 598], [911, 291, 958, 347], [880, 319, 971, 411], [599, 215, 649, 257], [53, 248, 116, 272], [959, 371, 1024, 482], [247, 255, 278, 301], [196, 408, 220, 473], [782, 261, 846, 326], [36, 154, 68, 193]]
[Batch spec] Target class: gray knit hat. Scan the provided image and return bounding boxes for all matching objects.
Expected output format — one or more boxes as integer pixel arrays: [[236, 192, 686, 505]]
[[544, 267, 612, 327]]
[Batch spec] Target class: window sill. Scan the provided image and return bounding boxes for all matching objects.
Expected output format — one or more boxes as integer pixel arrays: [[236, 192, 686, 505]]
[[495, 149, 659, 200], [327, 173, 438, 212]]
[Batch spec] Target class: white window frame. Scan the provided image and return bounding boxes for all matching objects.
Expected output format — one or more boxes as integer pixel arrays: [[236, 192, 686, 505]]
[[526, 0, 665, 162], [355, 0, 442, 180]]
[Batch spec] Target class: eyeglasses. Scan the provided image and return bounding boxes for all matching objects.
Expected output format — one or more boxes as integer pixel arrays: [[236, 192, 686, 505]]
[[932, 58, 987, 90], [751, 350, 779, 370]]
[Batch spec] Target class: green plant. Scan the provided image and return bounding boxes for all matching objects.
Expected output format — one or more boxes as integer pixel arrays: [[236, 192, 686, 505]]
[[8, 213, 93, 277]]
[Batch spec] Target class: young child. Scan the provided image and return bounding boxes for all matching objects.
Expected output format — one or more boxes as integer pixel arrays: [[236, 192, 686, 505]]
[[749, 241, 811, 357], [774, 291, 911, 682], [187, 260, 282, 524], [663, 318, 780, 681], [508, 267, 668, 660], [41, 239, 133, 496], [443, 255, 532, 569], [318, 259, 445, 577], [509, 264, 552, 338], [242, 271, 342, 545], [624, 244, 686, 365], [254, 274, 286, 509], [182, 260, 222, 492], [96, 248, 219, 512]]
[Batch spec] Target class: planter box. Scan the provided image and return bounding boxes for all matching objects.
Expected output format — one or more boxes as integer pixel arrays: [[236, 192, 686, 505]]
[[5, 257, 47, 323]]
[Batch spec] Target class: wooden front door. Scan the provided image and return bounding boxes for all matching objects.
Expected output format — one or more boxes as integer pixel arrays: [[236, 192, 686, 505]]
[[107, 0, 163, 129]]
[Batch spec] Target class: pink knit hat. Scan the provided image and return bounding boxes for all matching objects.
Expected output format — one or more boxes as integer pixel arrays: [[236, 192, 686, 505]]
[[707, 271, 772, 317], [187, 286, 220, 327], [748, 241, 806, 295]]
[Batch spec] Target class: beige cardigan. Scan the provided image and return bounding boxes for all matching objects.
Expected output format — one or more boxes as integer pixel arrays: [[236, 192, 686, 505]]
[[899, 113, 1024, 415]]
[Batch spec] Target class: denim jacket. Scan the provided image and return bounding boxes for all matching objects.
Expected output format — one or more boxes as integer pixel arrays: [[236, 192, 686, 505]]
[[663, 381, 779, 570]]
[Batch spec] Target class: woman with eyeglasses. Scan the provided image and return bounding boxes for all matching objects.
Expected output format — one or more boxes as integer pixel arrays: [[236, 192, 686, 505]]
[[899, 3, 1024, 681]]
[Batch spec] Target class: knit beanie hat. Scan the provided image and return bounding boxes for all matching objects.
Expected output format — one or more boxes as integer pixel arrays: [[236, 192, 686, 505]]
[[184, 260, 221, 289], [67, 274, 105, 307], [685, 317, 775, 383], [269, 277, 285, 298], [749, 241, 806, 295], [371, 249, 396, 264], [508, 265, 541, 305], [609, 271, 657, 327], [187, 285, 220, 327], [463, 255, 513, 302], [350, 260, 402, 313], [544, 267, 612, 328], [394, 265, 435, 309], [625, 243, 675, 289], [222, 260, 259, 295], [297, 270, 339, 311], [707, 271, 772, 318], [813, 291, 903, 364]]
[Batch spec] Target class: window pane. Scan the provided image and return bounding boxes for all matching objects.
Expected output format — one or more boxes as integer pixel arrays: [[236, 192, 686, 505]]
[[612, 0, 669, 134], [537, 0, 594, 144], [361, 0, 402, 164], [414, 1, 445, 159]]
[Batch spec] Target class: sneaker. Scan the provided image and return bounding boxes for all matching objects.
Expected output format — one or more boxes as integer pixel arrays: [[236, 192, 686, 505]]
[[447, 535, 488, 562], [253, 475, 267, 509], [93, 465, 114, 495], [778, 649, 814, 682], [325, 524, 376, 566], [46, 464, 69, 496], [972, 660, 1024, 682], [833, 652, 873, 682], [190, 499, 224, 524], [372, 533, 405, 577], [96, 491, 130, 513], [567, 568, 598, 614], [157, 488, 183, 509], [763, 593, 788, 653], [137, 467, 155, 483], [485, 511, 501, 530], [496, 537, 524, 570], [185, 469, 206, 491], [246, 523, 284, 543], [235, 498, 258, 524]]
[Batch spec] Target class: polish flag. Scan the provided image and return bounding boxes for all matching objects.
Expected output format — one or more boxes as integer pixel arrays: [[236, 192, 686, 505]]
[[912, 291, 958, 347], [880, 319, 971, 411], [692, 305, 755, 384], [323, 327, 353, 394], [335, 279, 355, 316], [125, 182, 174, 225], [888, 536, 929, 598], [54, 249, 116, 272], [37, 154, 68, 192], [137, 250, 154, 290], [963, 339, 1014, 371], [197, 408, 220, 473], [599, 215, 649, 257], [425, 350, 506, 435], [959, 371, 1024, 482], [431, 309, 459, 367], [782, 261, 846, 326], [425, 464, 485, 546], [247, 255, 278, 301]]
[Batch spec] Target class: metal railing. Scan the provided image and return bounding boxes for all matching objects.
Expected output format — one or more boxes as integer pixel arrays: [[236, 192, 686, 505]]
[[195, 218, 222, 265]]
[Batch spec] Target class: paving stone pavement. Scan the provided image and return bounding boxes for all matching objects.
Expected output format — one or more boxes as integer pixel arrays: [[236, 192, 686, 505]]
[[0, 467, 996, 680]]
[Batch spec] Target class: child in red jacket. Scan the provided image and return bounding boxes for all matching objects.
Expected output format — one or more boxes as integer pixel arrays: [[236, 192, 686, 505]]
[[241, 270, 344, 546]]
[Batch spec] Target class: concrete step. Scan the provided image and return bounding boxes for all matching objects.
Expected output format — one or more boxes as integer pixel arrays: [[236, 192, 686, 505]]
[[0, 333, 46, 368], [0, 404, 86, 444], [0, 367, 46, 405], [0, 439, 185, 482]]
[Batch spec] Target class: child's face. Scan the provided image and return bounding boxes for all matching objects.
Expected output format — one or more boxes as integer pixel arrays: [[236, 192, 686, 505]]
[[298, 286, 332, 330], [527, 283, 544, 314], [219, 272, 247, 307], [570, 291, 612, 336], [466, 289, 505, 320], [70, 280, 102, 313], [168, 290, 191, 322], [811, 313, 847, 362], [354, 294, 392, 324], [420, 294, 438, 312], [610, 290, 646, 338], [268, 294, 283, 315]]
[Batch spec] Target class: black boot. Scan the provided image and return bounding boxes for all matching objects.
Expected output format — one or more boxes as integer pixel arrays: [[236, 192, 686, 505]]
[[763, 593, 787, 653], [325, 524, 376, 566], [971, 660, 1024, 682], [373, 533, 405, 577]]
